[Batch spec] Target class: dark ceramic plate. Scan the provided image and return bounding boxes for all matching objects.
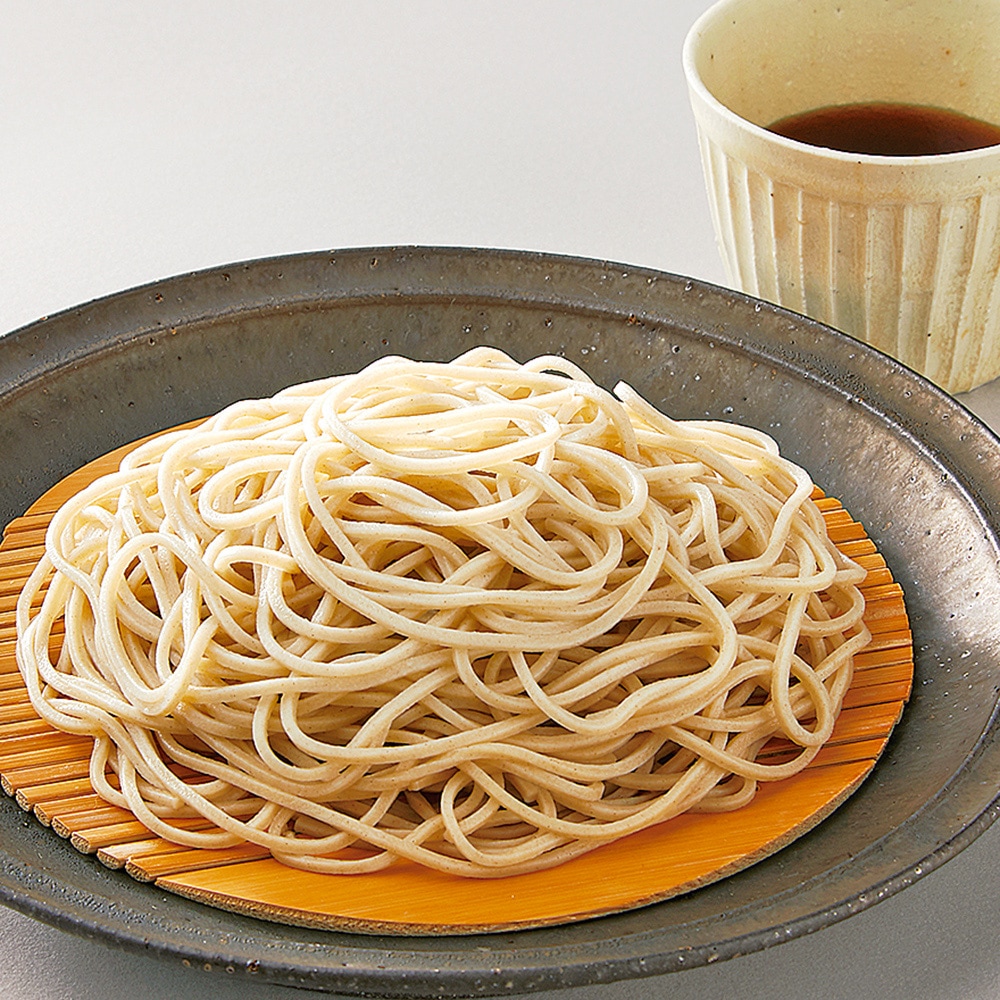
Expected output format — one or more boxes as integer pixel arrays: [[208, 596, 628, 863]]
[[1, 247, 998, 998]]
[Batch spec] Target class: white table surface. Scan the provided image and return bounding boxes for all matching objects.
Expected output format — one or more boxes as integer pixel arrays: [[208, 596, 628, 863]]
[[3, 2, 1000, 998]]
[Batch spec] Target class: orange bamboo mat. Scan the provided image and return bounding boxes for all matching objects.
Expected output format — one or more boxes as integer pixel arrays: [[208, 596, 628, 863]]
[[0, 432, 913, 935]]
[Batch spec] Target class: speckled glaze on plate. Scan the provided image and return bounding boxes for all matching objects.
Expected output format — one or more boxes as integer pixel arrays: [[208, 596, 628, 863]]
[[0, 247, 997, 998]]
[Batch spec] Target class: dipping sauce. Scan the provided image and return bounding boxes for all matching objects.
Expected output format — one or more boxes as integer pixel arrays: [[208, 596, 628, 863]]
[[768, 102, 1000, 156]]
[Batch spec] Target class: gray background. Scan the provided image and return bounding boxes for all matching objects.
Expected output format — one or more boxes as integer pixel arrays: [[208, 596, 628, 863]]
[[3, 2, 1000, 997]]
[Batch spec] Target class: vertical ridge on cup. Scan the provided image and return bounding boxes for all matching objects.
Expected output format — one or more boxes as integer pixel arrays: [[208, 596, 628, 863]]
[[683, 0, 1000, 393], [799, 191, 834, 332], [898, 203, 942, 376], [971, 202, 1000, 384], [948, 191, 1000, 389], [697, 132, 752, 296]]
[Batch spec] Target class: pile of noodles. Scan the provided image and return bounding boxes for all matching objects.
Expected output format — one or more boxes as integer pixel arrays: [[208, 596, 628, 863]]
[[16, 347, 870, 877]]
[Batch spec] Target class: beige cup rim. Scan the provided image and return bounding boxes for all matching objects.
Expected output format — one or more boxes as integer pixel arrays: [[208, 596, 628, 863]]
[[681, 0, 1000, 169]]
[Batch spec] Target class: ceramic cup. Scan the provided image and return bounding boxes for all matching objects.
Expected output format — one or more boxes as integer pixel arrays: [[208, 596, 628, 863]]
[[682, 0, 1000, 394]]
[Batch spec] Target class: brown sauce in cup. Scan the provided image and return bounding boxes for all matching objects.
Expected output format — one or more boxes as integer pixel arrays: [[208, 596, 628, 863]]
[[768, 102, 1000, 156]]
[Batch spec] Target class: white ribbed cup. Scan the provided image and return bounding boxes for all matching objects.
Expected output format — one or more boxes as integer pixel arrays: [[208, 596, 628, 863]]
[[683, 0, 1000, 394]]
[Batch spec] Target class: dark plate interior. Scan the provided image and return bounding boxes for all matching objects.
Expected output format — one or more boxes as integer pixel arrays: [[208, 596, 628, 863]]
[[1, 247, 998, 998]]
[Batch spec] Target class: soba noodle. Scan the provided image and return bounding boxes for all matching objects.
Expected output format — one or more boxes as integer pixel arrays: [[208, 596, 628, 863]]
[[15, 347, 870, 877]]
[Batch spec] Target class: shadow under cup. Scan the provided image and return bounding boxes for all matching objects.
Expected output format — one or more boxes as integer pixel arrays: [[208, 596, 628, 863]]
[[683, 0, 1000, 394]]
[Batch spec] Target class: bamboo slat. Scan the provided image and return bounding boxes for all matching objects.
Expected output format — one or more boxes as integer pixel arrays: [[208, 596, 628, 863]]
[[15, 775, 103, 811], [0, 429, 914, 934]]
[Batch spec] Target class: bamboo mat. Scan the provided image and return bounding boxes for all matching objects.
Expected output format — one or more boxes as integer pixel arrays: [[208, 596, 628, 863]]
[[0, 433, 912, 935]]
